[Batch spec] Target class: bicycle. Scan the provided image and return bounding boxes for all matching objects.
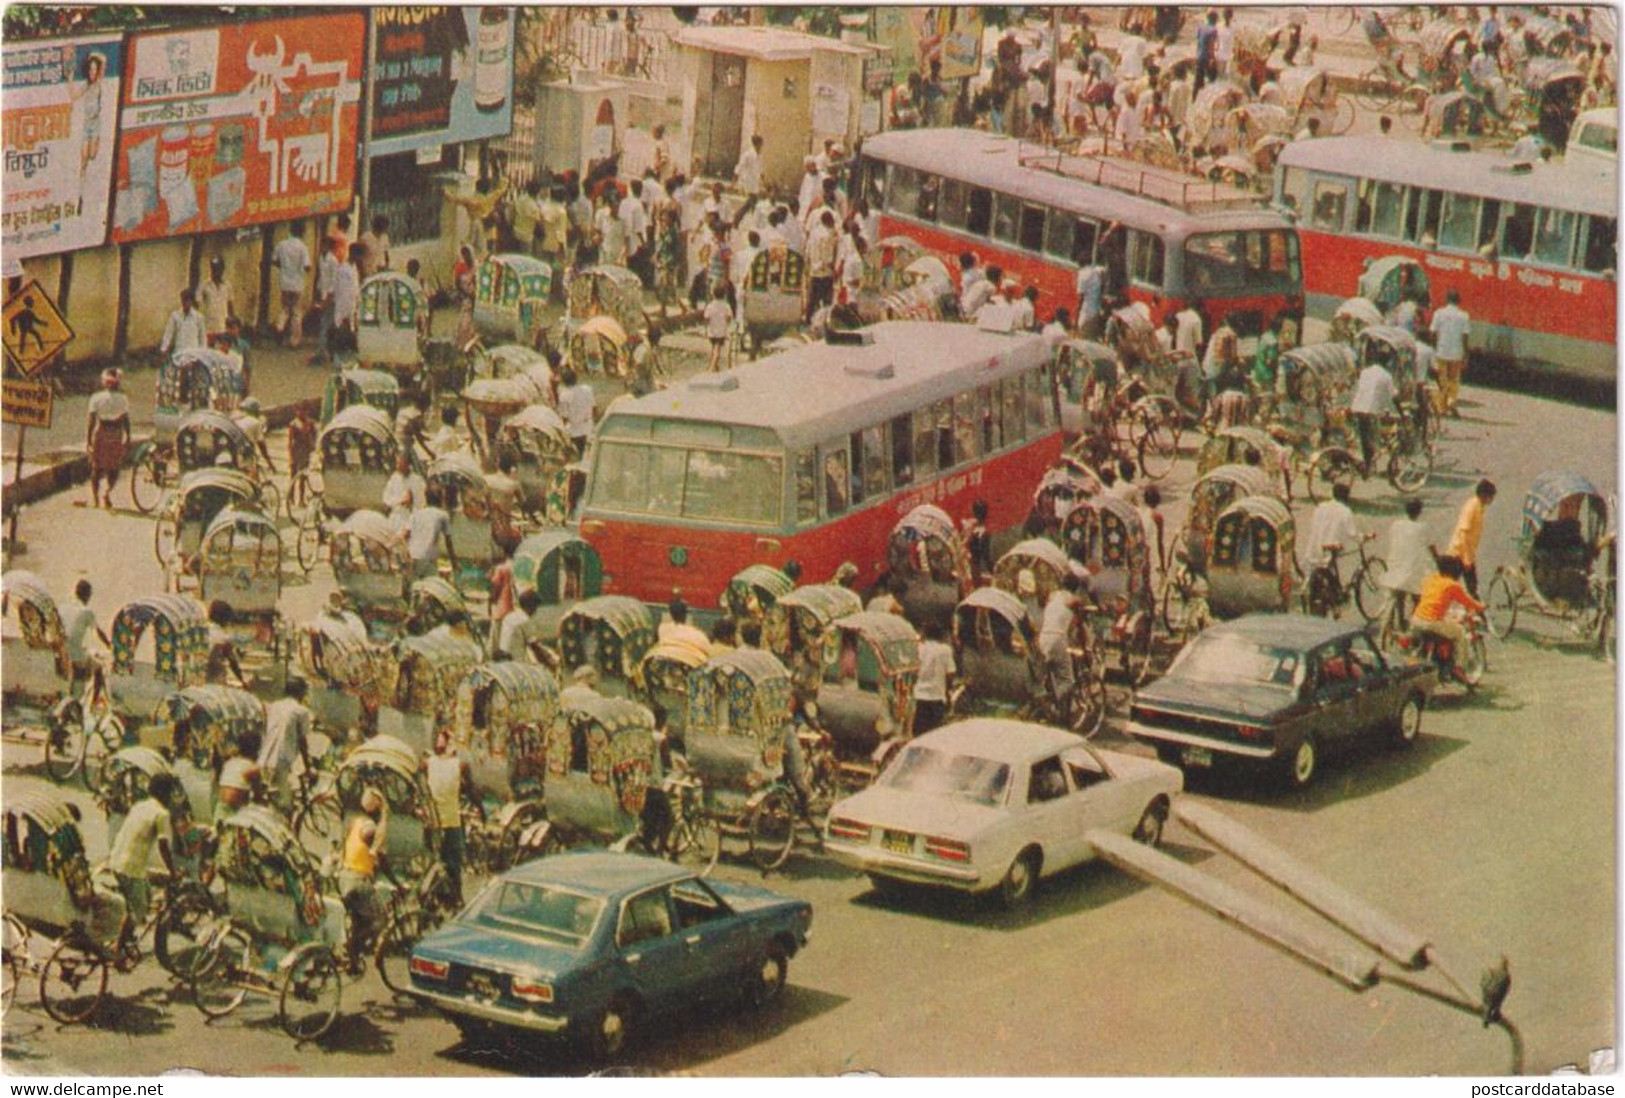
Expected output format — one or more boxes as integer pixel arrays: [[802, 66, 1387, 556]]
[[1302, 536, 1386, 622], [44, 661, 125, 787], [1305, 414, 1434, 501]]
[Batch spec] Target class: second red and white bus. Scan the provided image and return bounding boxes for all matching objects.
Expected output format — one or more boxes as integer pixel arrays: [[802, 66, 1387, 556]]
[[1275, 135, 1616, 383], [579, 322, 1063, 608], [857, 128, 1304, 336]]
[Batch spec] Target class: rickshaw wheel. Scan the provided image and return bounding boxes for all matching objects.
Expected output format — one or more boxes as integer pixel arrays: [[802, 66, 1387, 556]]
[[1352, 556, 1386, 624], [1306, 450, 1359, 503], [1459, 634, 1487, 687], [39, 936, 108, 1025], [496, 803, 548, 871], [295, 507, 325, 574], [1303, 568, 1338, 619], [80, 713, 124, 791], [153, 890, 213, 979], [1330, 96, 1357, 135], [285, 471, 321, 526], [153, 515, 178, 568], [1069, 675, 1108, 739], [131, 451, 166, 515], [375, 908, 427, 997], [1120, 620, 1155, 687], [669, 811, 721, 877], [189, 924, 252, 1018], [292, 789, 343, 852], [2, 915, 26, 1018], [279, 943, 342, 1041], [255, 480, 282, 526], [1386, 442, 1433, 495], [43, 708, 85, 782], [1136, 411, 1178, 481], [747, 789, 796, 872], [1484, 573, 1519, 640]]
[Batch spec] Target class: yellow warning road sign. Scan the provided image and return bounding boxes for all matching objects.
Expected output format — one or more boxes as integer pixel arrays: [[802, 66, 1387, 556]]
[[2, 379, 54, 428], [3, 280, 74, 377]]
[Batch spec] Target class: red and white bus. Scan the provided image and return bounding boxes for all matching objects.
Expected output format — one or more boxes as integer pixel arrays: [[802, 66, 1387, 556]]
[[580, 322, 1063, 608], [857, 129, 1304, 336], [1276, 136, 1616, 382]]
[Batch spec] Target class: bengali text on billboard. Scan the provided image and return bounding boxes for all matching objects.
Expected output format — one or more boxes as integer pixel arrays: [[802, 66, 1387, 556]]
[[368, 6, 514, 157], [2, 33, 124, 259], [109, 13, 364, 243]]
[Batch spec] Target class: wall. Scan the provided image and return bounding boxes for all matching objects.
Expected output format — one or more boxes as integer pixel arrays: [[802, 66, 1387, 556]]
[[61, 247, 118, 365], [747, 57, 813, 194], [125, 238, 194, 351]]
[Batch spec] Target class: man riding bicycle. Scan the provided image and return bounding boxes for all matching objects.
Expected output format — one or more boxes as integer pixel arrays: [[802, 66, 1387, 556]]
[[1411, 555, 1485, 687], [1305, 482, 1373, 596]]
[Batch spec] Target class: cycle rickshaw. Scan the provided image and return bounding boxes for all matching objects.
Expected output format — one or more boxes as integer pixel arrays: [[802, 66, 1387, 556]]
[[1197, 425, 1293, 500], [1329, 296, 1385, 346], [197, 508, 282, 639], [154, 682, 266, 822], [294, 406, 399, 568], [358, 271, 428, 383], [511, 531, 604, 641], [320, 367, 400, 425], [327, 511, 412, 634], [170, 410, 279, 514], [92, 750, 212, 944], [817, 612, 919, 787], [1358, 256, 1430, 322], [763, 583, 863, 703], [451, 661, 559, 872], [469, 343, 553, 385], [474, 253, 553, 347], [952, 585, 1106, 734], [108, 595, 210, 729], [994, 537, 1074, 604], [722, 564, 796, 625], [1059, 493, 1157, 687], [130, 349, 248, 514], [427, 450, 506, 574], [1280, 64, 1356, 135], [1054, 339, 1123, 436], [566, 264, 647, 343], [187, 806, 347, 1040], [742, 245, 807, 357], [1180, 463, 1278, 576], [296, 607, 385, 733], [556, 596, 657, 698], [683, 649, 835, 872], [1031, 458, 1107, 534], [887, 505, 972, 634], [499, 405, 575, 522], [568, 315, 634, 383], [1486, 473, 1615, 657], [1302, 326, 1434, 498], [527, 694, 663, 853], [461, 369, 553, 463], [405, 577, 474, 639], [2, 571, 70, 708], [634, 640, 710, 748], [153, 468, 261, 576], [1422, 89, 1491, 138], [377, 631, 485, 752], [1206, 495, 1299, 620]]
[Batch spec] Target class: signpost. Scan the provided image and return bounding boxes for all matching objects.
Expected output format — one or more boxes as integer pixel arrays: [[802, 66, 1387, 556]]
[[2, 280, 73, 554]]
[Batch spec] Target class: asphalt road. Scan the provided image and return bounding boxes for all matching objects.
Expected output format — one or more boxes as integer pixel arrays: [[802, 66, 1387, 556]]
[[1, 371, 1613, 1077]]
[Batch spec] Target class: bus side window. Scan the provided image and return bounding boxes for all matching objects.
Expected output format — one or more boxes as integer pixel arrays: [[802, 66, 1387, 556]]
[[890, 414, 914, 487], [1477, 199, 1501, 252], [1279, 165, 1311, 215], [1407, 189, 1443, 245], [848, 431, 869, 505], [1438, 193, 1479, 252], [912, 408, 938, 482], [1044, 211, 1075, 261], [934, 398, 955, 471], [1581, 217, 1617, 275], [1023, 368, 1046, 435], [861, 424, 889, 500], [1128, 232, 1164, 288], [1019, 204, 1048, 253], [889, 167, 922, 219], [794, 451, 818, 526], [966, 188, 993, 236], [917, 175, 941, 222], [822, 446, 850, 517], [1359, 181, 1405, 239], [1000, 377, 1026, 445], [1532, 208, 1576, 268], [993, 194, 1021, 245], [953, 390, 978, 465], [861, 159, 886, 211], [1310, 180, 1347, 230], [1501, 203, 1536, 259], [939, 178, 969, 230], [1072, 219, 1099, 266], [977, 385, 999, 453]]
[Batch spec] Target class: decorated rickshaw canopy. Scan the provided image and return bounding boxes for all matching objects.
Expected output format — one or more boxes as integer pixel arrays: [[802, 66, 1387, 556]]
[[1333, 297, 1384, 328], [1036, 460, 1105, 504], [360, 271, 423, 328], [723, 564, 795, 616], [833, 611, 922, 675], [103, 745, 173, 781], [340, 734, 420, 781], [157, 684, 265, 767], [574, 315, 630, 347], [1357, 324, 1418, 358], [504, 404, 568, 437], [112, 595, 209, 676], [562, 693, 657, 738], [512, 531, 601, 601], [298, 610, 381, 690], [3, 570, 63, 650], [216, 804, 323, 886], [323, 404, 395, 445], [202, 507, 281, 554], [1357, 256, 1430, 312], [1521, 472, 1608, 541], [174, 468, 258, 521], [1277, 65, 1332, 109], [7, 787, 81, 834], [455, 661, 560, 730], [476, 343, 551, 382], [410, 577, 468, 621], [176, 410, 255, 473], [893, 504, 958, 547], [1212, 494, 1296, 567], [428, 450, 488, 490], [686, 648, 793, 744], [1196, 463, 1276, 499], [774, 583, 863, 627], [996, 538, 1073, 584], [957, 586, 1032, 630], [334, 509, 402, 549], [338, 367, 400, 397], [559, 596, 656, 677], [1282, 341, 1358, 378], [158, 348, 247, 409], [394, 632, 485, 702], [636, 639, 711, 692], [462, 372, 550, 417]]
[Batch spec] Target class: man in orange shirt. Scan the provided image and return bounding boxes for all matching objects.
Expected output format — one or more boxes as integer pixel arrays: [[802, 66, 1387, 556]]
[[1412, 555, 1485, 684], [1445, 479, 1496, 596]]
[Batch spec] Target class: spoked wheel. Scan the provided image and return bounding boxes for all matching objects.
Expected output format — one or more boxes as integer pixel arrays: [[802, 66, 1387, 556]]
[[375, 908, 427, 997], [495, 802, 548, 872], [279, 943, 342, 1041], [1306, 450, 1359, 503], [81, 713, 124, 790], [189, 924, 252, 1019], [153, 892, 214, 979], [1485, 571, 1519, 640], [40, 937, 108, 1025], [153, 514, 179, 569], [1120, 620, 1155, 687], [1377, 597, 1408, 655], [295, 506, 325, 574], [1068, 668, 1108, 738], [1459, 633, 1487, 687], [131, 450, 166, 515], [1134, 401, 1180, 480], [44, 704, 84, 782], [1352, 556, 1386, 624], [2, 915, 27, 1018], [285, 471, 320, 527], [1387, 439, 1433, 494], [1304, 568, 1337, 619], [1329, 95, 1357, 135], [747, 788, 796, 872], [742, 946, 788, 1009], [255, 480, 282, 527], [668, 809, 721, 876], [292, 787, 343, 852]]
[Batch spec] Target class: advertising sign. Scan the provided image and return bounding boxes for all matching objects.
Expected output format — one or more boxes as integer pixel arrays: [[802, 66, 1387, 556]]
[[930, 7, 984, 82], [872, 8, 983, 85], [109, 13, 365, 244], [2, 379, 55, 428], [2, 33, 123, 259], [368, 7, 514, 158]]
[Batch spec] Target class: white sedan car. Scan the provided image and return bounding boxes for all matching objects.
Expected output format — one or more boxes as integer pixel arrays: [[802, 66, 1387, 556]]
[[824, 719, 1183, 907]]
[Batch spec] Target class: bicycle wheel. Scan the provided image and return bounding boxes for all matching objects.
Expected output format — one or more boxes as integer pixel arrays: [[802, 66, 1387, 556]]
[[1120, 618, 1155, 687], [1136, 406, 1179, 480], [295, 506, 324, 574], [747, 789, 796, 872], [2, 915, 26, 1018], [280, 943, 342, 1041], [1070, 670, 1108, 738], [81, 713, 124, 791], [669, 808, 721, 876], [1485, 572, 1519, 640], [153, 891, 213, 979], [131, 450, 166, 515], [153, 514, 178, 569], [44, 705, 85, 782], [255, 479, 282, 526], [1353, 556, 1386, 623], [40, 937, 107, 1025], [375, 907, 427, 997], [1330, 95, 1357, 135], [1304, 568, 1337, 618], [190, 924, 252, 1018], [292, 787, 343, 853], [1306, 450, 1359, 503], [1387, 439, 1433, 494], [285, 471, 320, 526]]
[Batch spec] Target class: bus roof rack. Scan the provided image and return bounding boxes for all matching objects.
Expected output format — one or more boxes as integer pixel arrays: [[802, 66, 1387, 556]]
[[1015, 142, 1259, 213]]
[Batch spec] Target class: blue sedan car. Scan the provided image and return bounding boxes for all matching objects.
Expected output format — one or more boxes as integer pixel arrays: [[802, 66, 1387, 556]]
[[409, 852, 813, 1060]]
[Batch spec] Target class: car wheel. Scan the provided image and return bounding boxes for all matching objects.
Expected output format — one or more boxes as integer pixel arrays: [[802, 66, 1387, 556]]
[[1132, 799, 1167, 848], [998, 849, 1040, 910], [585, 994, 637, 1063], [1392, 695, 1424, 749], [1283, 735, 1318, 789], [743, 946, 788, 1010]]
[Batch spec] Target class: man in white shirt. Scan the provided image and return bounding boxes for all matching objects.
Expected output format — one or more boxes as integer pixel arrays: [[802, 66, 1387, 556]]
[[619, 180, 650, 252], [1074, 264, 1105, 338], [383, 453, 427, 529], [1215, 9, 1235, 76], [1041, 307, 1071, 349], [497, 590, 545, 662], [1118, 34, 1148, 81], [797, 158, 824, 217], [704, 287, 734, 373], [329, 243, 362, 355], [105, 774, 180, 953], [961, 263, 1000, 319], [198, 257, 234, 337], [1010, 285, 1037, 330], [734, 134, 764, 196], [405, 485, 456, 580], [1305, 482, 1363, 579], [557, 367, 597, 457], [912, 622, 957, 734], [1038, 582, 1081, 696], [1381, 498, 1432, 620], [64, 579, 107, 684], [159, 288, 207, 355], [1174, 305, 1204, 355], [358, 214, 392, 276], [1348, 360, 1398, 475], [259, 678, 313, 811], [273, 220, 312, 347], [1429, 289, 1470, 418]]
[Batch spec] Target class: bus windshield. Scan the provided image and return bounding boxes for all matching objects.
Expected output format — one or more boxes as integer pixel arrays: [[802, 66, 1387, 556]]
[[591, 440, 783, 527], [1183, 230, 1300, 295]]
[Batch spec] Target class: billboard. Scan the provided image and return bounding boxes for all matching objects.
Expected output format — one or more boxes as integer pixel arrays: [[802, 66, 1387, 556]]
[[109, 12, 365, 243], [2, 33, 124, 259], [368, 6, 515, 158], [871, 8, 983, 85]]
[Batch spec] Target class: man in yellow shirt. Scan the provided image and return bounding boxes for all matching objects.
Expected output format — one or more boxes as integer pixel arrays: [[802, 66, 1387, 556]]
[[1445, 479, 1497, 596], [1412, 556, 1486, 685]]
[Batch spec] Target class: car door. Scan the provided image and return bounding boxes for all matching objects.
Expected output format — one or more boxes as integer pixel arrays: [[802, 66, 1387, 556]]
[[669, 878, 750, 998], [1021, 755, 1085, 872], [615, 885, 703, 1014], [1062, 747, 1139, 862], [1344, 632, 1398, 738], [1307, 641, 1361, 744]]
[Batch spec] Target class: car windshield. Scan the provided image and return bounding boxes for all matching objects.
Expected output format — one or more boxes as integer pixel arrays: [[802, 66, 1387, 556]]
[[466, 880, 605, 947], [1172, 633, 1303, 689], [880, 744, 1011, 807]]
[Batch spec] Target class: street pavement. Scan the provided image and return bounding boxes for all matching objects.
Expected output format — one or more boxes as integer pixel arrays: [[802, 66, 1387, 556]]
[[1, 372, 1613, 1077]]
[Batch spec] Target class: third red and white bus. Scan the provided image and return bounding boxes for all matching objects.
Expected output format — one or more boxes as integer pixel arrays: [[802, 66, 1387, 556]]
[[1276, 135, 1617, 383], [579, 322, 1063, 608], [857, 128, 1304, 336]]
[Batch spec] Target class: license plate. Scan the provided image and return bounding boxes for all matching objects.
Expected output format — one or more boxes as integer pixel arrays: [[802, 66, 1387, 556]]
[[1181, 746, 1213, 768], [882, 830, 913, 855], [466, 973, 500, 1001]]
